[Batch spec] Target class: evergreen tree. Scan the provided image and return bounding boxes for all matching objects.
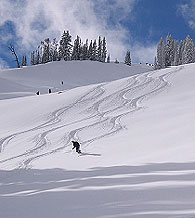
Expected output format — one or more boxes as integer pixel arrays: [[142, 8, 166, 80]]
[[92, 40, 97, 61], [34, 46, 40, 65], [107, 54, 110, 63], [50, 38, 58, 61], [178, 40, 184, 65], [58, 30, 72, 61], [42, 38, 50, 64], [82, 39, 88, 60], [88, 40, 93, 60], [157, 37, 165, 69], [182, 35, 195, 64], [173, 40, 179, 66], [154, 56, 158, 70], [97, 36, 102, 62], [8, 45, 20, 68], [125, 50, 131, 66], [72, 35, 81, 60], [21, 55, 27, 66], [165, 34, 174, 67], [79, 44, 84, 60], [114, 59, 119, 63], [102, 37, 107, 62], [31, 51, 35, 65]]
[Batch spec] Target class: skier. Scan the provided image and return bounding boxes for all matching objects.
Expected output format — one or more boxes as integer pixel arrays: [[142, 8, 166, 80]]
[[72, 141, 81, 153]]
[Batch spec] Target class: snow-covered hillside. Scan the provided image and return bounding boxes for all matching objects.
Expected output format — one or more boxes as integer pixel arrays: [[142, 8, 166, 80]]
[[1, 61, 195, 218], [0, 61, 152, 100]]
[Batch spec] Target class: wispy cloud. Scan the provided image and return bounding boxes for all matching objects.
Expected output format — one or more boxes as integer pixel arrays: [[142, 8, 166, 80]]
[[131, 43, 156, 64], [0, 58, 9, 70], [178, 0, 195, 29], [0, 0, 157, 64], [0, 0, 138, 61]]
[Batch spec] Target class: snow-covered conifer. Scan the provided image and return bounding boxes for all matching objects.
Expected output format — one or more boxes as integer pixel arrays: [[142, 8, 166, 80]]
[[97, 36, 102, 62], [42, 38, 50, 64], [92, 40, 97, 61], [125, 50, 131, 66], [50, 38, 58, 61], [34, 46, 40, 65], [157, 37, 165, 69], [72, 35, 81, 60], [154, 56, 158, 70], [182, 35, 195, 64], [165, 34, 174, 67], [88, 40, 93, 60], [31, 51, 35, 65], [82, 39, 88, 60], [178, 40, 184, 65], [102, 37, 107, 62], [58, 30, 72, 61], [114, 59, 119, 63], [173, 40, 179, 66], [21, 55, 27, 66], [107, 54, 110, 63]]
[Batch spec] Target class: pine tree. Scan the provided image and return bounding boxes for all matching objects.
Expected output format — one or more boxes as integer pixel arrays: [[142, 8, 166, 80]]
[[92, 40, 97, 61], [24, 56, 27, 66], [178, 40, 184, 65], [182, 35, 195, 64], [42, 38, 50, 64], [8, 45, 20, 68], [50, 38, 58, 61], [31, 51, 35, 65], [34, 46, 40, 65], [21, 55, 27, 66], [114, 59, 119, 63], [97, 36, 102, 62], [58, 30, 72, 61], [154, 56, 158, 70], [72, 35, 81, 60], [107, 54, 110, 63], [157, 37, 165, 69], [125, 50, 131, 66], [165, 34, 174, 67], [173, 40, 179, 66], [102, 37, 107, 62], [88, 40, 93, 60], [82, 39, 88, 60]]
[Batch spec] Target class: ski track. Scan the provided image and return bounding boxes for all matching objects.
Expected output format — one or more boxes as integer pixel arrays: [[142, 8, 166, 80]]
[[0, 66, 183, 169]]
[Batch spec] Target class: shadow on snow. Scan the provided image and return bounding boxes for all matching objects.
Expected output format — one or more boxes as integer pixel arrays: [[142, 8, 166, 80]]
[[1, 162, 195, 218]]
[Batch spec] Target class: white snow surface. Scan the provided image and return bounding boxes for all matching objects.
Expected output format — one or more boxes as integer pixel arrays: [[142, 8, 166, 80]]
[[0, 61, 195, 218]]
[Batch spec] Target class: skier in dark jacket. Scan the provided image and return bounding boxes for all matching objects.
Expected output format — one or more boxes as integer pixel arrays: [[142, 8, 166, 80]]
[[72, 141, 81, 153]]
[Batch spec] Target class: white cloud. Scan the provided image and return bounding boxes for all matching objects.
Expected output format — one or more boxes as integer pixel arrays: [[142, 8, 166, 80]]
[[178, 0, 195, 29], [0, 0, 139, 61], [0, 58, 9, 70], [131, 43, 156, 64], [0, 0, 156, 63]]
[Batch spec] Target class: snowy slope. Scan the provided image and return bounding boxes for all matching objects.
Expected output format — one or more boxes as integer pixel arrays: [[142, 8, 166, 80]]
[[1, 61, 195, 218], [0, 60, 152, 100]]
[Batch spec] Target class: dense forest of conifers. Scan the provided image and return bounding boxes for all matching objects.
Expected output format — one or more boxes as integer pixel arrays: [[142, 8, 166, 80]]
[[30, 30, 110, 65], [18, 32, 195, 69], [154, 34, 195, 69]]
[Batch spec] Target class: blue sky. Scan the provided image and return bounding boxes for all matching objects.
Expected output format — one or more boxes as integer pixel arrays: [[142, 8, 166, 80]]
[[0, 0, 195, 69]]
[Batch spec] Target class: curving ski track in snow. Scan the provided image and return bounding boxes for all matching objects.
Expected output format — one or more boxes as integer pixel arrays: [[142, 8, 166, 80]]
[[0, 66, 183, 169]]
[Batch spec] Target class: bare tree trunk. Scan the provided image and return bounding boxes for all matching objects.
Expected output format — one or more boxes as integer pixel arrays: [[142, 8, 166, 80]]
[[8, 45, 20, 68]]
